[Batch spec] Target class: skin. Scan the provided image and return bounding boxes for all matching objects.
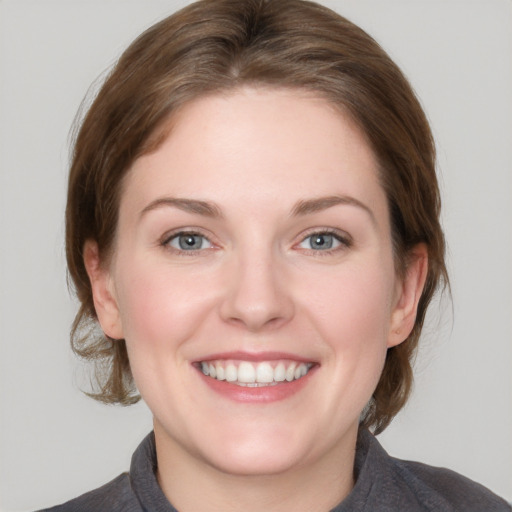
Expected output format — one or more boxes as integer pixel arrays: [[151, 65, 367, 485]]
[[85, 87, 427, 512]]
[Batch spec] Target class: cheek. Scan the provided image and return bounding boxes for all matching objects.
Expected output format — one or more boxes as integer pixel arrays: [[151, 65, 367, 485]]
[[114, 259, 218, 352], [303, 263, 395, 345], [297, 259, 396, 405]]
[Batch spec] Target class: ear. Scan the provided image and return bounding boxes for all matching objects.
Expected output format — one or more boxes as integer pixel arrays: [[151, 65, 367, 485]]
[[388, 244, 428, 348], [83, 240, 124, 340]]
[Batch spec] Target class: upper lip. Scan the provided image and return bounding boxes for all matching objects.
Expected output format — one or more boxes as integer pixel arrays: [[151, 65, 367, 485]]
[[194, 351, 318, 364]]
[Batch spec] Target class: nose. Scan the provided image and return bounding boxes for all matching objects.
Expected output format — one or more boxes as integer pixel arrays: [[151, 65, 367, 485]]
[[219, 250, 295, 332]]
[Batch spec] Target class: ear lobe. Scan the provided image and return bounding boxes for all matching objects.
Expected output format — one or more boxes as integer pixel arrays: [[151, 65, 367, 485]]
[[83, 240, 124, 340], [388, 244, 428, 348]]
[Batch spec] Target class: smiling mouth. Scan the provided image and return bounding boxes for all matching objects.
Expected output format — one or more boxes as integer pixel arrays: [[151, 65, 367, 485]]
[[198, 360, 315, 387]]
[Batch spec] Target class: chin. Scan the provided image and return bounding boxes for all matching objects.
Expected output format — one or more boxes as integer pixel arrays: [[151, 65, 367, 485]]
[[194, 421, 316, 476], [205, 443, 306, 477]]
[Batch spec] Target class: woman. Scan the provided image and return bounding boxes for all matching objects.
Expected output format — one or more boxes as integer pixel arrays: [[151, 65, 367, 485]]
[[41, 0, 510, 510]]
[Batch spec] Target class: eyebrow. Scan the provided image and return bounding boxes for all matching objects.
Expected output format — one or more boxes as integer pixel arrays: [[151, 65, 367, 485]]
[[140, 197, 222, 218], [140, 194, 375, 224], [291, 195, 376, 225]]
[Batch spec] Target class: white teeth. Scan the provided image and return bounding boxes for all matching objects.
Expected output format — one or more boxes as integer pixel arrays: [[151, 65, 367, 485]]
[[200, 360, 313, 386], [238, 362, 256, 383], [274, 362, 286, 382], [294, 363, 307, 380], [225, 364, 237, 382], [285, 363, 296, 382], [256, 362, 274, 383], [215, 363, 225, 381]]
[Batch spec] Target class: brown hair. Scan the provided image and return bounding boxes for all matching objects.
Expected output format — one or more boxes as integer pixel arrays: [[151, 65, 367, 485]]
[[66, 0, 447, 433]]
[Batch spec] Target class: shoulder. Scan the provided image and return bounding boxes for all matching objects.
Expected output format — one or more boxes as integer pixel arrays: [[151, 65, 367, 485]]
[[388, 452, 511, 511], [345, 429, 511, 512], [38, 473, 142, 512]]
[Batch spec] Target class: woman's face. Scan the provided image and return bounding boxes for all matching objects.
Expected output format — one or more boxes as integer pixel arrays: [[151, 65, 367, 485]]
[[89, 87, 423, 476]]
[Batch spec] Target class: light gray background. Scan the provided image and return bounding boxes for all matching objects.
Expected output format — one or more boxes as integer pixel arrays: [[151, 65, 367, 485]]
[[0, 1, 511, 510]]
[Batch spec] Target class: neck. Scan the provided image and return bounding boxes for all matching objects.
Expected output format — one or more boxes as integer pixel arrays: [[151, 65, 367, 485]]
[[154, 422, 357, 512]]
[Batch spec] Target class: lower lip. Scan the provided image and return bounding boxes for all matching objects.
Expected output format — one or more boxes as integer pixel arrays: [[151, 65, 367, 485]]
[[197, 367, 316, 403]]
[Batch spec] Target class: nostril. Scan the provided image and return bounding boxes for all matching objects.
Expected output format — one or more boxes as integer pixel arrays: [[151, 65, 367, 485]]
[[224, 311, 291, 332], [218, 257, 295, 330]]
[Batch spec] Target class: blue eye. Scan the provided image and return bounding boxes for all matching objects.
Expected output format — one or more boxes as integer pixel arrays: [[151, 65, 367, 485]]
[[299, 232, 345, 251], [167, 232, 212, 251]]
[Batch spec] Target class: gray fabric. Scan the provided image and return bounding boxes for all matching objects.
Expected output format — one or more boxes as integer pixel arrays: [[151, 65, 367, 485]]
[[40, 429, 511, 511]]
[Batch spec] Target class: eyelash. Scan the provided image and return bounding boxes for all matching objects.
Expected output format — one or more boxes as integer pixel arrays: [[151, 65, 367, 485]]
[[160, 228, 352, 256], [161, 230, 215, 255], [296, 229, 352, 255]]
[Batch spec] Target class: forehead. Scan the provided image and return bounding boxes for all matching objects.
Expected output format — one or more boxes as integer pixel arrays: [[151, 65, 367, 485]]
[[122, 87, 385, 218]]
